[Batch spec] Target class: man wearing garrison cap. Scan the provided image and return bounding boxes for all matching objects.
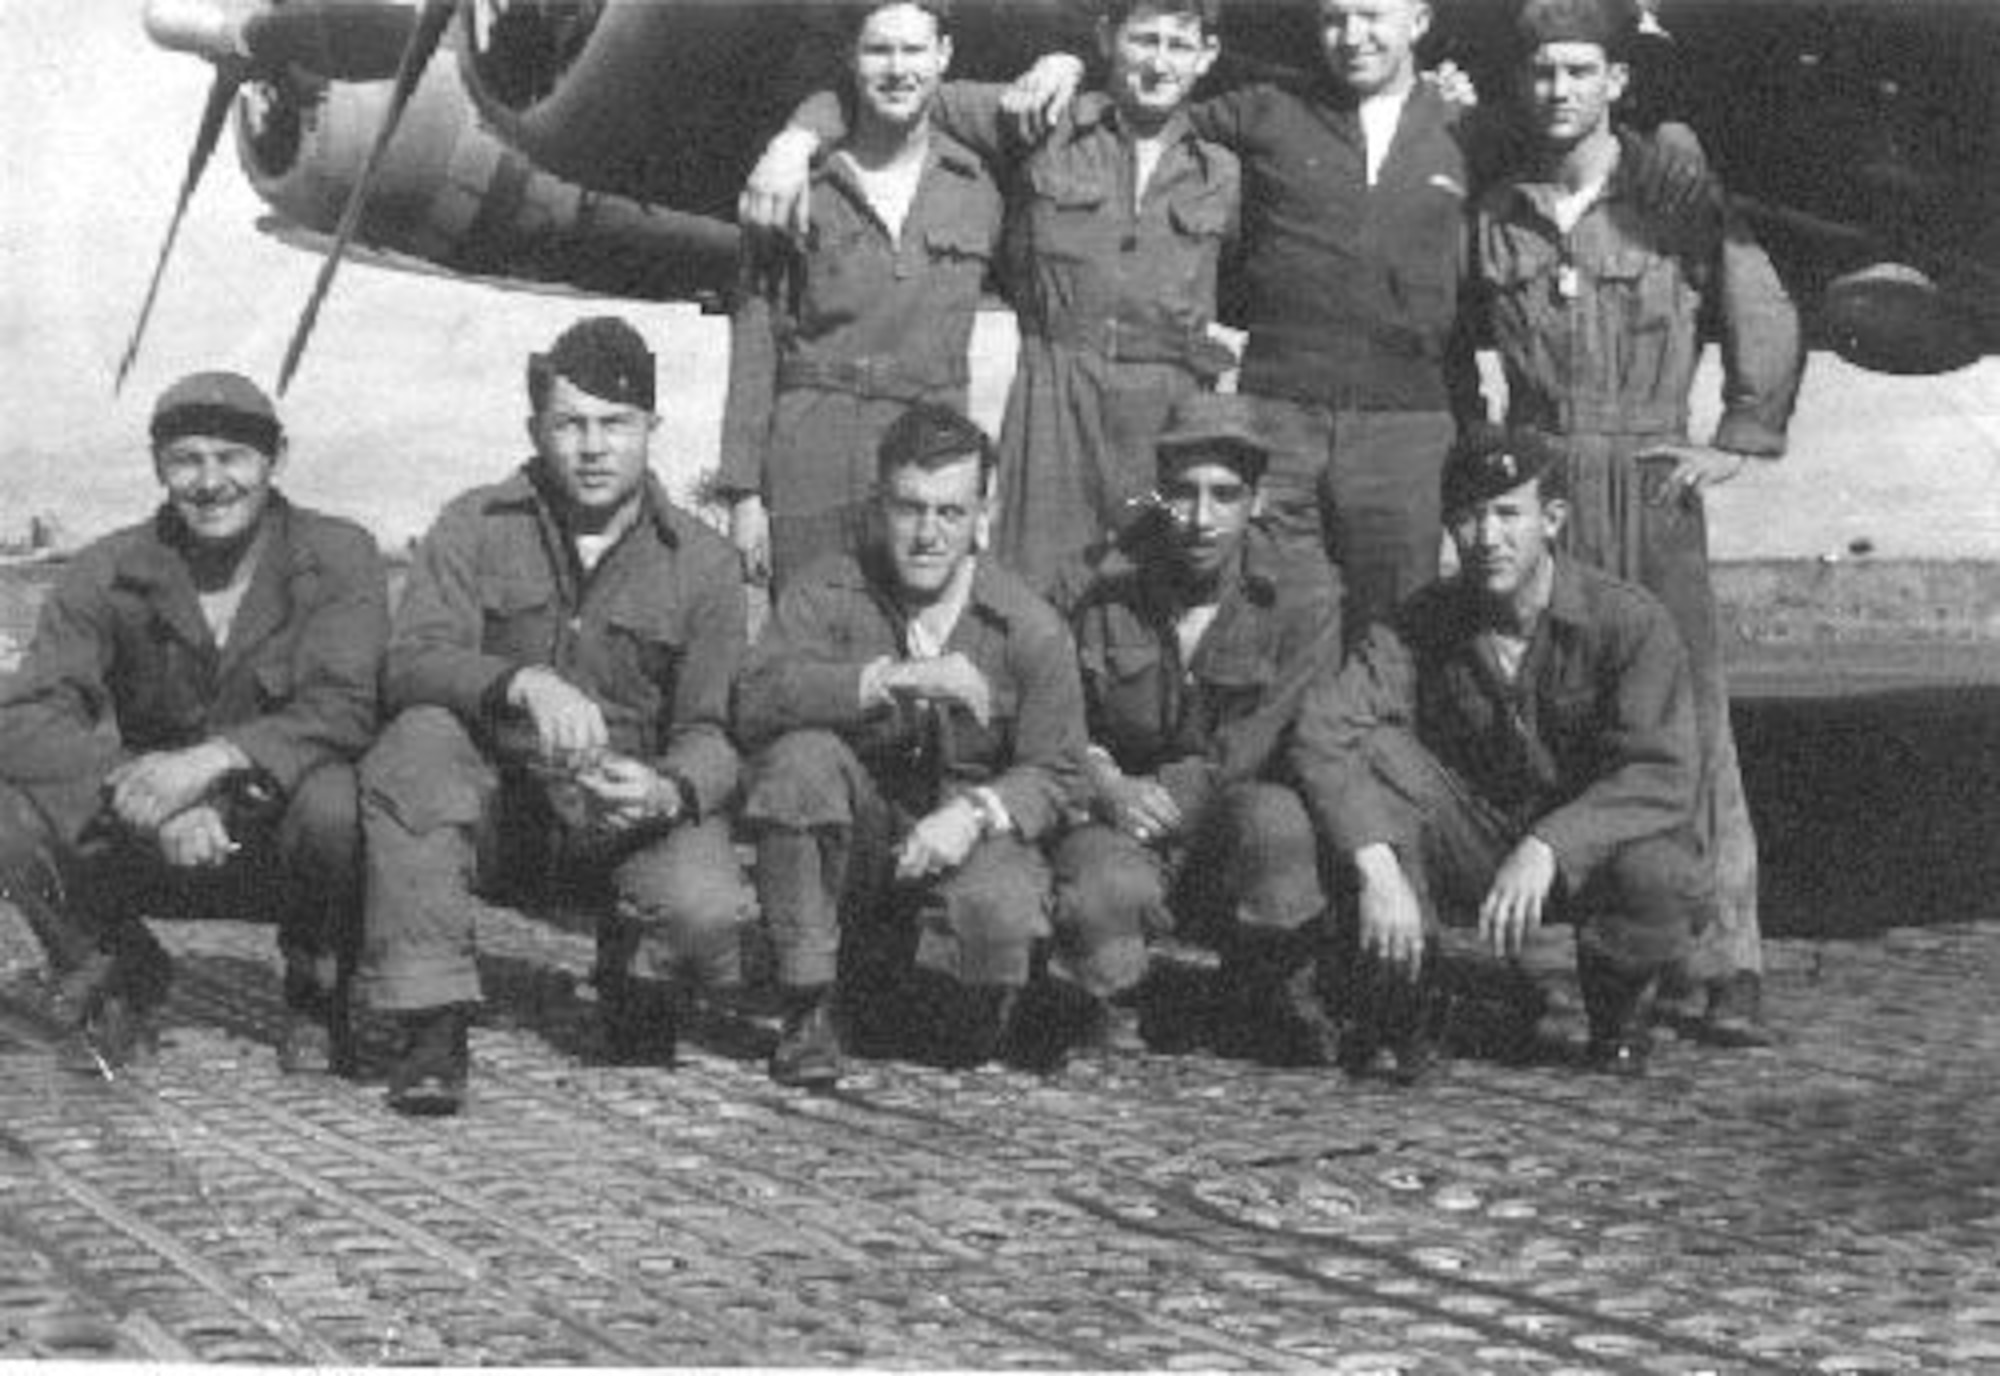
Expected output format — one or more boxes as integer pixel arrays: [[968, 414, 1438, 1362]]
[[358, 317, 750, 1114], [1045, 393, 1347, 1068], [0, 371, 388, 1073], [1457, 0, 1802, 1047], [1292, 426, 1713, 1081]]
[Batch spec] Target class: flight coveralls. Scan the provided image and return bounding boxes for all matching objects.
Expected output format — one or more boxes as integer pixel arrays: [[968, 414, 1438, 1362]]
[[1184, 76, 1473, 631], [1292, 558, 1712, 1032], [718, 133, 1002, 589], [0, 497, 387, 1011], [904, 86, 1241, 585], [1467, 161, 1802, 986], [358, 469, 749, 1014], [1051, 529, 1342, 1000], [735, 551, 1085, 1038]]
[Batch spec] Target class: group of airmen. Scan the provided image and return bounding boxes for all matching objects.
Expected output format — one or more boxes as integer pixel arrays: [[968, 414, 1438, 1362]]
[[0, 0, 1800, 1115]]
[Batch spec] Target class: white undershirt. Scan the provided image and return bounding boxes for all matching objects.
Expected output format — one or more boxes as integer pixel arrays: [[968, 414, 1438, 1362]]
[[1549, 174, 1610, 234], [838, 149, 926, 243], [904, 557, 977, 659], [1359, 87, 1411, 187], [1174, 601, 1220, 673]]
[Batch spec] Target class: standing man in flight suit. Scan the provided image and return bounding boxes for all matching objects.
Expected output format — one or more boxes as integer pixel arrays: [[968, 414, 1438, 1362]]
[[1462, 0, 1801, 1045], [359, 318, 750, 1115], [719, 0, 1003, 591], [743, 0, 1242, 588], [0, 371, 386, 1073]]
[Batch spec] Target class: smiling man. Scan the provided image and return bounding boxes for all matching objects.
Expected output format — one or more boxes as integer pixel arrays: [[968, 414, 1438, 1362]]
[[1049, 394, 1346, 1067], [1292, 426, 1712, 1081], [743, 0, 1241, 588], [719, 0, 1001, 591], [357, 317, 749, 1115], [0, 371, 388, 1073], [735, 403, 1086, 1088]]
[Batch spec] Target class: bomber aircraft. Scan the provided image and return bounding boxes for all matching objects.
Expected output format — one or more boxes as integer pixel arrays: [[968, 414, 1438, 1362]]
[[129, 0, 2000, 393]]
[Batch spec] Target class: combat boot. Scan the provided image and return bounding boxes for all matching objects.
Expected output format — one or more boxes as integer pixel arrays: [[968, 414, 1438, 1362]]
[[769, 986, 842, 1089], [278, 959, 353, 1076], [1580, 952, 1657, 1078], [60, 927, 173, 1074], [1219, 929, 1341, 1068], [1697, 971, 1775, 1049], [599, 973, 681, 1067], [387, 1004, 472, 1115]]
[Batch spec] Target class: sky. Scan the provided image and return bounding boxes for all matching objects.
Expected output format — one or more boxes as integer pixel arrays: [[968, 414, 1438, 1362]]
[[4, 0, 2000, 561]]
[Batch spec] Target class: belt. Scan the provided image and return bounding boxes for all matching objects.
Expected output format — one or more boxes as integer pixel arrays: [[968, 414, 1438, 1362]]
[[1033, 316, 1238, 378], [777, 355, 967, 404]]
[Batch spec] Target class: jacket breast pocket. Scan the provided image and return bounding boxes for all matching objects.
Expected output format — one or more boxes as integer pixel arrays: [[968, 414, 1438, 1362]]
[[479, 580, 556, 662], [925, 218, 996, 268], [252, 658, 294, 710], [606, 604, 685, 714]]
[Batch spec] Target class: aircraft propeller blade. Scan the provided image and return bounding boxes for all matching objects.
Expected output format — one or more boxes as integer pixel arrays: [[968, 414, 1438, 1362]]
[[275, 0, 453, 395], [114, 67, 241, 393]]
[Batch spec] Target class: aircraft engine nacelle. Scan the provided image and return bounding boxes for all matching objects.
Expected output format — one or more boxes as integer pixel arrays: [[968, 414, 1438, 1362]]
[[1822, 263, 1985, 376], [232, 32, 737, 302]]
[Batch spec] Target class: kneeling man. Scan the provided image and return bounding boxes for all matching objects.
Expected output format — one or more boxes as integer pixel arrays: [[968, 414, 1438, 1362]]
[[736, 403, 1086, 1088], [360, 318, 749, 1114], [1293, 426, 1712, 1079], [1052, 395, 1346, 1065], [0, 372, 387, 1071]]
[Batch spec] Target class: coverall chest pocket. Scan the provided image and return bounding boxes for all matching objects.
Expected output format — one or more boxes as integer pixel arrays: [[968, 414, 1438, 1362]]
[[1594, 247, 1677, 337], [924, 217, 996, 272], [1025, 166, 1109, 263], [1098, 639, 1165, 735], [480, 580, 556, 663]]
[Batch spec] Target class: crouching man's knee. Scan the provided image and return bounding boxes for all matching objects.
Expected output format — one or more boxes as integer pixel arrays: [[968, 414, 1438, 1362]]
[[915, 836, 1052, 989], [1218, 783, 1326, 933], [741, 730, 869, 831], [1579, 831, 1710, 974], [612, 816, 753, 987], [1051, 826, 1165, 997]]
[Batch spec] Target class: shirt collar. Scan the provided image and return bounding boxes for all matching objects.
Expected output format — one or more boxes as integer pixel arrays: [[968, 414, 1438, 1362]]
[[484, 464, 681, 547]]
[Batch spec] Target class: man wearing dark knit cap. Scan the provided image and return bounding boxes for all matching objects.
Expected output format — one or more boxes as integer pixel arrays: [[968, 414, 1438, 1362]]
[[0, 371, 388, 1073], [359, 317, 750, 1115], [1292, 426, 1712, 1081]]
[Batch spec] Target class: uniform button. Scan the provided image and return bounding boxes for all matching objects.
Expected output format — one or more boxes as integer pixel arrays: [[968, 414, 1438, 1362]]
[[1120, 234, 1138, 253]]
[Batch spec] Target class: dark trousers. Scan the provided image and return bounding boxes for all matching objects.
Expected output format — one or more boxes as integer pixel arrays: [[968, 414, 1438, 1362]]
[[357, 706, 749, 1013], [1342, 727, 1707, 978], [0, 764, 361, 1006], [1249, 397, 1454, 639], [1050, 780, 1325, 998], [742, 729, 1052, 994]]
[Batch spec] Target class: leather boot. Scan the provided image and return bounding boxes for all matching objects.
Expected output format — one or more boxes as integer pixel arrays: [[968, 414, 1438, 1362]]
[[1221, 929, 1342, 1068], [61, 927, 172, 1074], [769, 986, 842, 1088], [387, 1004, 472, 1115], [1579, 952, 1657, 1078], [1698, 971, 1775, 1048], [599, 972, 682, 1067]]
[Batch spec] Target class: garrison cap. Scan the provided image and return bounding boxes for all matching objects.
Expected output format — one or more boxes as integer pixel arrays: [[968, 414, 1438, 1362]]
[[1154, 393, 1270, 484], [150, 370, 282, 455], [1442, 424, 1564, 512], [1514, 0, 1636, 55], [529, 316, 656, 412]]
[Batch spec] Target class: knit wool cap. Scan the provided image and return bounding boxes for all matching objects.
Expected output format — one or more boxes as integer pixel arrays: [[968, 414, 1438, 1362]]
[[150, 371, 282, 454]]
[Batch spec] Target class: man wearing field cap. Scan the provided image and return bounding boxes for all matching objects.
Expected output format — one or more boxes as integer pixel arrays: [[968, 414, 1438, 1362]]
[[0, 370, 388, 1073], [1049, 393, 1346, 1066], [359, 317, 750, 1114], [1293, 425, 1712, 1080]]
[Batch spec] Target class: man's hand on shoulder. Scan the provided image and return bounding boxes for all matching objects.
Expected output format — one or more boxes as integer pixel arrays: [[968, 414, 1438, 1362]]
[[506, 665, 610, 765], [739, 127, 822, 241], [1001, 52, 1085, 142]]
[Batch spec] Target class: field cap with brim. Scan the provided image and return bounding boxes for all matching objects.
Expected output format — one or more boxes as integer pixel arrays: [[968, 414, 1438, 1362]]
[[150, 370, 282, 454], [1442, 424, 1564, 513], [1154, 393, 1270, 484]]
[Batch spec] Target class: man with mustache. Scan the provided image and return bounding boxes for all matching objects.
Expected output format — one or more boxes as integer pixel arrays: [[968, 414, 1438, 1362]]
[[1049, 394, 1346, 1066], [0, 371, 388, 1072]]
